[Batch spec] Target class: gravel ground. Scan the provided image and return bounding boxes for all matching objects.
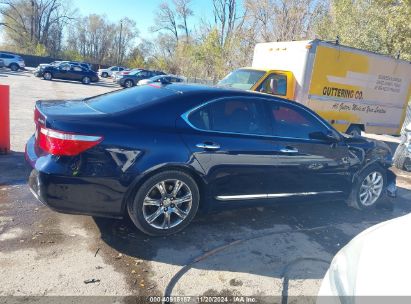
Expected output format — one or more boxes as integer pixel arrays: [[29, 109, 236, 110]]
[[1, 69, 411, 302]]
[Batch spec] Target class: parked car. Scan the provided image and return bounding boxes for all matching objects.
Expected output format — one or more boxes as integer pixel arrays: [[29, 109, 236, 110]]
[[112, 68, 137, 83], [393, 122, 411, 171], [117, 69, 165, 88], [25, 84, 397, 236], [137, 75, 186, 86], [318, 213, 411, 298], [98, 66, 126, 78], [0, 59, 4, 68], [0, 52, 25, 71], [41, 62, 99, 84]]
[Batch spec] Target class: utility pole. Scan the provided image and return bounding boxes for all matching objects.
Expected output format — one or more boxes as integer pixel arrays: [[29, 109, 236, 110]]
[[117, 19, 123, 66]]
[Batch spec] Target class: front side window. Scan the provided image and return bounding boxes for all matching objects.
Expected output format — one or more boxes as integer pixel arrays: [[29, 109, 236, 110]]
[[257, 74, 287, 96], [269, 103, 326, 139], [188, 99, 270, 136], [60, 64, 71, 71]]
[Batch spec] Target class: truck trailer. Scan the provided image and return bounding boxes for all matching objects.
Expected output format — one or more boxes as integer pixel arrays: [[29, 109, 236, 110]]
[[219, 39, 411, 136]]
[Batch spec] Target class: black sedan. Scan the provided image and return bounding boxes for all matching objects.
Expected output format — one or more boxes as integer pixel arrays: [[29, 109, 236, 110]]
[[39, 62, 98, 84], [117, 69, 165, 88], [25, 84, 396, 236]]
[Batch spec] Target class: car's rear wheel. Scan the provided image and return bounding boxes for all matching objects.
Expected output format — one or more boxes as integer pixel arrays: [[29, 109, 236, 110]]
[[101, 72, 108, 78], [9, 63, 19, 71], [124, 80, 134, 88], [348, 165, 386, 209], [43, 72, 53, 80], [82, 76, 91, 85], [128, 171, 200, 236]]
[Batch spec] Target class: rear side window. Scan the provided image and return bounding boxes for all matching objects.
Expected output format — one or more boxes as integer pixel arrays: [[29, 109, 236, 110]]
[[269, 104, 326, 139], [72, 66, 83, 72], [86, 85, 175, 113], [188, 99, 271, 136]]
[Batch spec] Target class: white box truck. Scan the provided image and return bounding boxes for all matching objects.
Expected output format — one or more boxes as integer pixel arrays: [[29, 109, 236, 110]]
[[219, 39, 411, 136]]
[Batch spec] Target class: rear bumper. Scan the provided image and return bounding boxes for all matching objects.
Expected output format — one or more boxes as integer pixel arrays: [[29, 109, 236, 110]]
[[25, 136, 126, 218]]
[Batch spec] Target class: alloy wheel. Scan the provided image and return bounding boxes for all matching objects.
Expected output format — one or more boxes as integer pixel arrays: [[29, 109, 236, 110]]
[[359, 171, 383, 206], [125, 80, 133, 88], [44, 72, 52, 80], [83, 77, 90, 84], [142, 179, 193, 230]]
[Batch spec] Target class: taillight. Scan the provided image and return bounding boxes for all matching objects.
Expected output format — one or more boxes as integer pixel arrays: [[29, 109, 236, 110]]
[[38, 127, 103, 156]]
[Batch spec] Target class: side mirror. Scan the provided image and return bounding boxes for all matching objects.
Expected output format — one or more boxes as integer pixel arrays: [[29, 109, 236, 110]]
[[309, 131, 340, 143]]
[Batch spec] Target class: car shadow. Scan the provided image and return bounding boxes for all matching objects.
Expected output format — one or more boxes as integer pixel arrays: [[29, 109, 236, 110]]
[[0, 69, 32, 77], [0, 151, 30, 185], [93, 181, 411, 292]]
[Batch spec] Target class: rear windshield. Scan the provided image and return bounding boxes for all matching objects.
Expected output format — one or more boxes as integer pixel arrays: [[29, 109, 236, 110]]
[[85, 85, 175, 113]]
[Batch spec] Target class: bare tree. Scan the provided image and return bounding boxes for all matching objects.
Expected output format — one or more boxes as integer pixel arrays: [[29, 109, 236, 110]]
[[212, 0, 245, 46], [244, 0, 327, 42], [0, 0, 75, 55], [152, 1, 179, 42], [174, 0, 193, 41]]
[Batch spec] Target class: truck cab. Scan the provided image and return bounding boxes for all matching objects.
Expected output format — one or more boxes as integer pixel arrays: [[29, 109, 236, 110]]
[[218, 68, 295, 100]]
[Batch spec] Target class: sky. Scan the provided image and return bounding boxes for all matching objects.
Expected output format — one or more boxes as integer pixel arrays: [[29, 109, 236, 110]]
[[71, 0, 219, 41]]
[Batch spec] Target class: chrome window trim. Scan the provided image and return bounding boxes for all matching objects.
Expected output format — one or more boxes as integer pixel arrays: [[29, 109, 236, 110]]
[[216, 191, 343, 201], [181, 96, 334, 142]]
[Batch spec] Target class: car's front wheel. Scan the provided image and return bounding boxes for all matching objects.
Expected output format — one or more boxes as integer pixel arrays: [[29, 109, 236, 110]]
[[128, 170, 200, 236], [124, 80, 134, 88], [9, 63, 19, 71], [349, 165, 386, 209], [101, 72, 108, 78], [43, 72, 53, 80]]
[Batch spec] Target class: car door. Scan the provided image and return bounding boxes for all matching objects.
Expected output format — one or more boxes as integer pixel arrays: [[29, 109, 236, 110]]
[[264, 100, 355, 197], [70, 65, 84, 81], [55, 63, 72, 80], [179, 97, 278, 202]]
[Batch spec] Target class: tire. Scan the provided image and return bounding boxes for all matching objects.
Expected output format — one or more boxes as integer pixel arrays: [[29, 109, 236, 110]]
[[124, 80, 134, 88], [393, 143, 410, 171], [348, 164, 387, 210], [9, 63, 19, 71], [101, 72, 108, 78], [346, 125, 362, 137], [82, 76, 91, 85], [43, 72, 52, 80], [128, 170, 200, 236]]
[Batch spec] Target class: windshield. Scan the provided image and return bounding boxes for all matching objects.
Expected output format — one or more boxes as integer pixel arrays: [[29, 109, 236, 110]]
[[218, 69, 266, 90]]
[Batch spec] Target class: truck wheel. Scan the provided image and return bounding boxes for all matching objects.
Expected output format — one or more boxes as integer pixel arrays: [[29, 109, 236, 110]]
[[347, 125, 362, 137], [393, 144, 410, 171]]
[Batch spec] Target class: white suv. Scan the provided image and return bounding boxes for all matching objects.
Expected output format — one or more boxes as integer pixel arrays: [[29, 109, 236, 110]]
[[0, 52, 25, 71]]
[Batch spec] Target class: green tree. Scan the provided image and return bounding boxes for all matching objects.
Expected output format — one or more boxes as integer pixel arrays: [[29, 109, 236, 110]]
[[315, 0, 411, 60]]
